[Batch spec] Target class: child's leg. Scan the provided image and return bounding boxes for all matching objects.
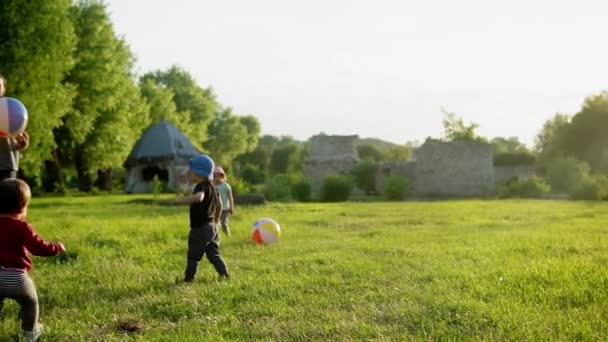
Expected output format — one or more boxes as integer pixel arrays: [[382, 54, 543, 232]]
[[0, 270, 39, 331], [184, 228, 207, 281], [220, 211, 231, 235], [204, 228, 229, 277]]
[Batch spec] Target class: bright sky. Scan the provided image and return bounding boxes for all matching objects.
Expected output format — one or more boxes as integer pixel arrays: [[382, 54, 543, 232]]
[[106, 0, 608, 147]]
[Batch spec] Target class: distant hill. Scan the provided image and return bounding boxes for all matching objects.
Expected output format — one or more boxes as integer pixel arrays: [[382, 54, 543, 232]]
[[355, 137, 402, 152]]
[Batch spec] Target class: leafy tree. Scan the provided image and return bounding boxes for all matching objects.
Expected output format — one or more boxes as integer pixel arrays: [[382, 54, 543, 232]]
[[270, 143, 301, 174], [441, 108, 486, 142], [534, 113, 570, 168], [545, 157, 590, 194], [491, 136, 530, 155], [384, 146, 412, 161], [351, 160, 378, 195], [239, 115, 261, 153], [558, 93, 608, 172], [357, 144, 384, 161], [234, 134, 279, 177], [0, 0, 76, 179], [204, 108, 248, 167], [139, 78, 180, 125], [58, 1, 148, 191], [141, 66, 218, 145]]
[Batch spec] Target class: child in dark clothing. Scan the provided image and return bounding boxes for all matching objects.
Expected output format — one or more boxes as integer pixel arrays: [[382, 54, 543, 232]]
[[0, 178, 65, 342], [174, 154, 229, 282]]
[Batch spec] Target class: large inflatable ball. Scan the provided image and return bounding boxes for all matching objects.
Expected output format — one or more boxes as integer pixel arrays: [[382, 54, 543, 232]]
[[251, 218, 281, 245], [0, 97, 28, 137]]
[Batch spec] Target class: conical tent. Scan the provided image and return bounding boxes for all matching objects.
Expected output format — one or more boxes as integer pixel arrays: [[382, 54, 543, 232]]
[[124, 121, 200, 193]]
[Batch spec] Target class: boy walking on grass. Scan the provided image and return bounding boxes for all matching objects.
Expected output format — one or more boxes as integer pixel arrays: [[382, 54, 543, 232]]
[[0, 179, 65, 341], [174, 154, 229, 282]]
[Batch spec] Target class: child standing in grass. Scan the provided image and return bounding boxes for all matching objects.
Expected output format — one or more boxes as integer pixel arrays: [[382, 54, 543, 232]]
[[0, 178, 65, 342], [213, 166, 235, 236], [174, 154, 229, 282]]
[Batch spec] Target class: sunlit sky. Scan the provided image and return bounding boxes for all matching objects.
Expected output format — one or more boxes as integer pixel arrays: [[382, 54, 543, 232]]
[[106, 0, 608, 146]]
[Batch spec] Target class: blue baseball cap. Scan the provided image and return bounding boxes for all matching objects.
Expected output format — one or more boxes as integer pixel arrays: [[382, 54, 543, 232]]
[[189, 154, 215, 179]]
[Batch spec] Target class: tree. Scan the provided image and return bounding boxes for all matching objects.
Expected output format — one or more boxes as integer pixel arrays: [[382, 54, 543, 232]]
[[357, 144, 384, 161], [441, 108, 486, 142], [204, 108, 248, 167], [558, 93, 608, 172], [141, 66, 218, 145], [384, 146, 412, 161], [534, 113, 570, 168], [57, 1, 148, 191], [351, 159, 378, 194], [0, 0, 76, 179], [491, 136, 530, 155]]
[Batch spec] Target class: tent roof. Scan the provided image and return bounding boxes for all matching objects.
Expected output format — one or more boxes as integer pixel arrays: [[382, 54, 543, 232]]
[[124, 121, 200, 167]]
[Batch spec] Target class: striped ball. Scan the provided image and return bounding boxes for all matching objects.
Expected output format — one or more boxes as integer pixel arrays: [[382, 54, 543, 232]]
[[251, 218, 281, 245], [0, 97, 28, 137]]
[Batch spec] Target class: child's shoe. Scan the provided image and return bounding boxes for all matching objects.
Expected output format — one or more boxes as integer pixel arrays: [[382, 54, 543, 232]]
[[23, 323, 43, 342]]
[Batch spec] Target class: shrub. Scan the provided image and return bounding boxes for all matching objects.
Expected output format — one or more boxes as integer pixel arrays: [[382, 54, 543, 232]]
[[320, 175, 353, 202], [498, 176, 551, 198], [351, 160, 378, 195], [240, 164, 265, 185], [291, 179, 312, 202], [228, 176, 252, 196], [262, 173, 296, 201], [151, 175, 164, 198], [493, 152, 536, 166], [545, 157, 590, 194], [384, 176, 409, 200], [571, 174, 608, 200]]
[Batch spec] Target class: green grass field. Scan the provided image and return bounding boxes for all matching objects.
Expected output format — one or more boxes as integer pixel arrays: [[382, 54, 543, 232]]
[[1, 195, 607, 341]]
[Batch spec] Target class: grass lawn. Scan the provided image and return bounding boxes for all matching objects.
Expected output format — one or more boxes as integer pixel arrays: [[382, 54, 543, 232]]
[[1, 195, 607, 341]]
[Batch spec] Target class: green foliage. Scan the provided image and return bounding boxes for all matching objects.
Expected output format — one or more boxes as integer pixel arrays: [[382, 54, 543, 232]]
[[534, 113, 571, 169], [351, 160, 378, 195], [141, 66, 218, 145], [493, 152, 536, 166], [491, 136, 531, 155], [441, 108, 486, 142], [270, 141, 304, 174], [291, 178, 312, 202], [545, 157, 590, 194], [498, 176, 551, 198], [558, 93, 608, 172], [384, 176, 410, 200], [320, 175, 354, 202], [0, 0, 76, 178], [239, 164, 265, 185], [227, 176, 252, 196], [357, 144, 384, 161], [383, 145, 412, 161], [151, 175, 164, 198], [263, 173, 296, 201], [204, 108, 249, 166], [571, 174, 608, 200], [2, 196, 608, 340]]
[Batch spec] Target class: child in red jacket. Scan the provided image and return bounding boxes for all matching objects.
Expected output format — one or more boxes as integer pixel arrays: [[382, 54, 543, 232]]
[[0, 178, 65, 342]]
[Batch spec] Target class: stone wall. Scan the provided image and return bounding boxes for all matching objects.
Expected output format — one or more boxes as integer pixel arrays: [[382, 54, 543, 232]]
[[303, 134, 360, 193], [375, 161, 416, 193], [414, 141, 495, 196]]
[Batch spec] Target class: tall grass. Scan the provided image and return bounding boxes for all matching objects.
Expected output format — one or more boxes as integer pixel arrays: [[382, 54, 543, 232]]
[[1, 196, 606, 340]]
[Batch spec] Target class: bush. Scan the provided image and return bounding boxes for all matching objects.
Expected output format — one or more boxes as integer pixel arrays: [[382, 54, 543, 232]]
[[291, 179, 312, 202], [320, 175, 353, 202], [498, 176, 551, 198], [571, 174, 608, 200], [384, 176, 409, 200], [228, 176, 252, 196], [262, 173, 296, 201], [493, 152, 536, 166], [351, 160, 378, 195], [240, 164, 265, 185], [545, 157, 590, 194]]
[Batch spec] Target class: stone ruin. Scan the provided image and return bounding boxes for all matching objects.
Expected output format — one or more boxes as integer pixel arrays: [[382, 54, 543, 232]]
[[303, 134, 535, 198], [303, 134, 359, 192]]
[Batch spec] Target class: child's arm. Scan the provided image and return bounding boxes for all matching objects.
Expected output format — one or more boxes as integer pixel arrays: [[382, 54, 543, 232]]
[[228, 186, 235, 214], [23, 224, 65, 256], [174, 191, 204, 205]]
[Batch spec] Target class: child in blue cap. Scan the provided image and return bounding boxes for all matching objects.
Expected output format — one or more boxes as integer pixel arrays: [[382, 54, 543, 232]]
[[173, 154, 229, 282]]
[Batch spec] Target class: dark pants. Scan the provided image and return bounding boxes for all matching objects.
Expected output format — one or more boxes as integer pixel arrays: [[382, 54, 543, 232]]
[[0, 269, 39, 331], [184, 223, 228, 281], [0, 170, 17, 181]]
